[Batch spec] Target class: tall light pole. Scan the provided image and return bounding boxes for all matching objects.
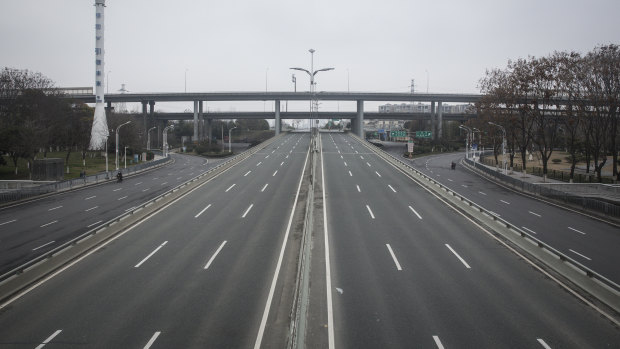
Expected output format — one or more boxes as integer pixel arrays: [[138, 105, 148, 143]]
[[290, 49, 334, 132], [472, 127, 481, 161], [229, 125, 237, 153], [163, 125, 174, 158], [489, 122, 507, 174], [459, 125, 472, 159], [124, 146, 128, 169], [147, 126, 157, 151], [115, 121, 131, 171]]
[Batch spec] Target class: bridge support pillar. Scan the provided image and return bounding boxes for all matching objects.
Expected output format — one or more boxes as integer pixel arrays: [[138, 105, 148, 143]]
[[356, 100, 364, 137], [199, 101, 204, 140], [275, 100, 281, 135], [142, 101, 148, 147], [193, 100, 199, 142], [430, 101, 436, 141], [207, 118, 213, 144], [437, 101, 443, 140]]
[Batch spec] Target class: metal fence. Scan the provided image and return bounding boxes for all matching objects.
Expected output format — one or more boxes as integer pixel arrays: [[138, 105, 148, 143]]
[[0, 157, 170, 204], [465, 158, 620, 219]]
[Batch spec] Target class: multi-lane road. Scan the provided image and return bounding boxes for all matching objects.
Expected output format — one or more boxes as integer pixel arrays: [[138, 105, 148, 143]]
[[316, 133, 618, 348], [0, 132, 618, 348], [0, 152, 227, 276]]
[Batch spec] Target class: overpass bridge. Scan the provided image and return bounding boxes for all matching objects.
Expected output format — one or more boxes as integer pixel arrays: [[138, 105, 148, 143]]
[[65, 91, 482, 141]]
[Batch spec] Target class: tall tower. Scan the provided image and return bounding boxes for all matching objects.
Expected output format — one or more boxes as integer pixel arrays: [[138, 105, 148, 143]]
[[89, 0, 109, 150]]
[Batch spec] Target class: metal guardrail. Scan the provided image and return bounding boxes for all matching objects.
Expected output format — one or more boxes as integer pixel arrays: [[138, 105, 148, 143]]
[[0, 135, 283, 284], [465, 159, 620, 219], [352, 134, 620, 295], [0, 157, 171, 204]]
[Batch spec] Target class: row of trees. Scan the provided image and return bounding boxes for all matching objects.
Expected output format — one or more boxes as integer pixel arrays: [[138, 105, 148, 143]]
[[476, 44, 619, 182], [0, 68, 94, 175]]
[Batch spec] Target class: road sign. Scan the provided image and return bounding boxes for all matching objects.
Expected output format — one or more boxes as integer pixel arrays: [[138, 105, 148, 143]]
[[378, 129, 385, 133], [390, 131, 407, 137], [415, 131, 432, 138]]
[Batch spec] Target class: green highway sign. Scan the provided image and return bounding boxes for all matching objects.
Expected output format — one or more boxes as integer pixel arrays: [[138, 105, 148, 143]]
[[390, 131, 407, 137], [415, 131, 432, 138]]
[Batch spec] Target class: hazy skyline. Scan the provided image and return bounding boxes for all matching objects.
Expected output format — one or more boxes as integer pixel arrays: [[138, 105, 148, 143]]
[[1, 0, 619, 112]]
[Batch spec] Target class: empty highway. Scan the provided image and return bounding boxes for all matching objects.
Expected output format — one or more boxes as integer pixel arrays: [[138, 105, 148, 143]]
[[0, 132, 618, 348]]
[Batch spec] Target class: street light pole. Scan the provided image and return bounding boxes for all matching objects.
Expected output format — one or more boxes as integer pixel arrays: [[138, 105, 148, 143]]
[[229, 126, 237, 153], [147, 126, 157, 151], [290, 49, 334, 132], [472, 127, 481, 161], [459, 125, 472, 160], [489, 122, 507, 174], [115, 121, 131, 171], [124, 146, 128, 169], [163, 125, 174, 158]]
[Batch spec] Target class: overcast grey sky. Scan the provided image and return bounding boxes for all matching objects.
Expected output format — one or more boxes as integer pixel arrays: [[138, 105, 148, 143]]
[[1, 0, 619, 112]]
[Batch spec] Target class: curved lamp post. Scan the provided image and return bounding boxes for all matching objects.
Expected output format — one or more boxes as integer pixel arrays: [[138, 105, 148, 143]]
[[115, 121, 131, 171]]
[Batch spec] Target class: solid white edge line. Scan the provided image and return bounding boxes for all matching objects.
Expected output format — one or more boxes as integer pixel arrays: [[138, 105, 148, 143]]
[[537, 338, 552, 349], [143, 331, 162, 349], [386, 244, 402, 270], [445, 244, 471, 269], [366, 204, 375, 219], [204, 241, 227, 269], [195, 204, 212, 218], [568, 226, 586, 235], [320, 133, 336, 349], [569, 249, 592, 261], [521, 226, 538, 235], [35, 329, 63, 349], [433, 335, 445, 349], [408, 206, 423, 220], [242, 204, 254, 218], [134, 241, 168, 268], [254, 137, 310, 349]]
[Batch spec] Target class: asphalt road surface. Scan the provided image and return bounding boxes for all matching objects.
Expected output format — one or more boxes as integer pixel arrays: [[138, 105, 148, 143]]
[[380, 144, 620, 285], [0, 152, 227, 276], [319, 133, 618, 348]]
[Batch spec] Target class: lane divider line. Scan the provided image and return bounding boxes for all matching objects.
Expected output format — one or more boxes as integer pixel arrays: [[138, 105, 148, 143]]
[[225, 184, 236, 192], [568, 226, 586, 235], [445, 244, 471, 269], [386, 244, 402, 271], [134, 241, 168, 268], [204, 241, 227, 269], [143, 331, 162, 349], [261, 183, 269, 192], [366, 204, 375, 219], [433, 335, 445, 349], [408, 206, 423, 220], [195, 204, 212, 218], [242, 204, 254, 218], [32, 241, 56, 251], [35, 329, 62, 349]]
